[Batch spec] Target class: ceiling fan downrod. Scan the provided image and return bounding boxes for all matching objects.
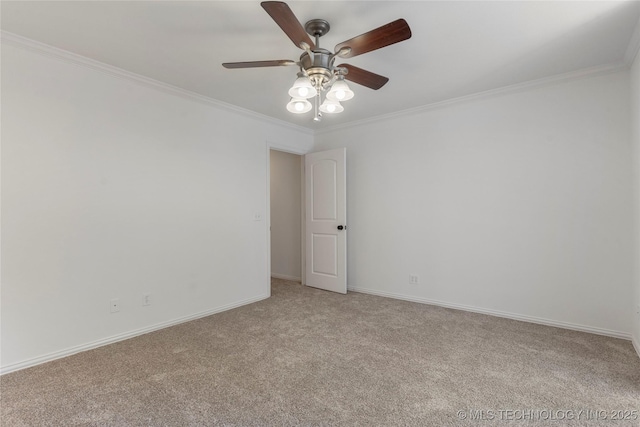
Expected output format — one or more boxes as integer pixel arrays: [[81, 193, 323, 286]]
[[301, 19, 335, 89], [302, 19, 337, 122], [305, 19, 330, 48]]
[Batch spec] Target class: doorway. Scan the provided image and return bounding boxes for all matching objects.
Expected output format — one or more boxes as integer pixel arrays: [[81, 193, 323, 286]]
[[269, 149, 304, 285]]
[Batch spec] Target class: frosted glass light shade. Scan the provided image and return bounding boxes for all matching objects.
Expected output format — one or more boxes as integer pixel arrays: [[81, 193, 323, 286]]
[[319, 98, 344, 114], [286, 98, 312, 114], [326, 79, 354, 102], [288, 76, 317, 99]]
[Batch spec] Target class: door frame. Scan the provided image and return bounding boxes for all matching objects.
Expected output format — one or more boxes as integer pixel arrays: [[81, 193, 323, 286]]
[[266, 141, 310, 296]]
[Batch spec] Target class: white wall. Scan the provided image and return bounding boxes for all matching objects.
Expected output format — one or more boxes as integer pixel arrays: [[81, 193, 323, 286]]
[[0, 41, 313, 372], [631, 52, 640, 352], [270, 150, 302, 281], [315, 71, 633, 337], [2, 34, 636, 374]]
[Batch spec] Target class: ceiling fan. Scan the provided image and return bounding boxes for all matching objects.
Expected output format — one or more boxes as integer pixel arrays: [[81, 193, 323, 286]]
[[222, 1, 412, 121]]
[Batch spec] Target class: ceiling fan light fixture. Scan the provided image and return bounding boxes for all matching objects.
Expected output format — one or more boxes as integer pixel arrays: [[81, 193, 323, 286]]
[[286, 97, 312, 114], [288, 75, 317, 99], [326, 79, 354, 102], [222, 2, 412, 121], [319, 98, 344, 114]]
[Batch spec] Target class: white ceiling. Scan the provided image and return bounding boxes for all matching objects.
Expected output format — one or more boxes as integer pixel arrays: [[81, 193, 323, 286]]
[[2, 1, 640, 130]]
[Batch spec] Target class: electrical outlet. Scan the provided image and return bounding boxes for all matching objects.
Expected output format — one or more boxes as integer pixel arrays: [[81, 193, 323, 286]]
[[110, 298, 120, 313], [143, 294, 152, 306], [409, 274, 419, 285]]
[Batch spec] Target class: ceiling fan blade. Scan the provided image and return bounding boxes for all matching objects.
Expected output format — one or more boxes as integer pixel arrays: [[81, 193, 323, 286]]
[[222, 60, 297, 69], [335, 19, 411, 59], [261, 1, 315, 50], [338, 64, 389, 90]]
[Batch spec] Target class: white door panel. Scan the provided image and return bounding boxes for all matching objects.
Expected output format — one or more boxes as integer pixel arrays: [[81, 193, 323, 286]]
[[305, 148, 346, 294], [311, 234, 338, 276], [311, 160, 337, 220]]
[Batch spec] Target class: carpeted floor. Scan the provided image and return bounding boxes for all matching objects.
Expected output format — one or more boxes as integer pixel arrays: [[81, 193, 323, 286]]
[[1, 278, 639, 426]]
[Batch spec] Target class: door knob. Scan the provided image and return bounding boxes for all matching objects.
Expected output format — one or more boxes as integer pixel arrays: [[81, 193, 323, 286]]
[[337, 225, 346, 230]]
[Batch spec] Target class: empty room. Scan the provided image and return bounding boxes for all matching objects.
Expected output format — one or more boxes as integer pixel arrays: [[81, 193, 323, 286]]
[[1, 1, 640, 425]]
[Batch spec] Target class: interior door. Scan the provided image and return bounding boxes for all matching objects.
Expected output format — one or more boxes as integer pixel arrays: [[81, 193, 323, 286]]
[[305, 148, 347, 294]]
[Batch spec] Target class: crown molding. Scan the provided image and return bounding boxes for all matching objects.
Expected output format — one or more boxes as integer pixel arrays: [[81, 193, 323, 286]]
[[0, 31, 313, 136], [2, 30, 632, 138], [316, 61, 628, 135]]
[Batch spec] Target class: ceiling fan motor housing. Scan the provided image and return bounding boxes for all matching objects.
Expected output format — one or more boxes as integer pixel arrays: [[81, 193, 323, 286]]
[[300, 48, 335, 88]]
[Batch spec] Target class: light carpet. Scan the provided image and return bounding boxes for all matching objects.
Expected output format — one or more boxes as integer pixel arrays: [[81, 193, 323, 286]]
[[1, 278, 639, 426]]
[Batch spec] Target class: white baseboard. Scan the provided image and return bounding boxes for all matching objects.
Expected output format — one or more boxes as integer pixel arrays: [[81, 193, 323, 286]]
[[271, 273, 302, 282], [0, 293, 269, 375], [348, 286, 631, 341], [633, 336, 640, 360]]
